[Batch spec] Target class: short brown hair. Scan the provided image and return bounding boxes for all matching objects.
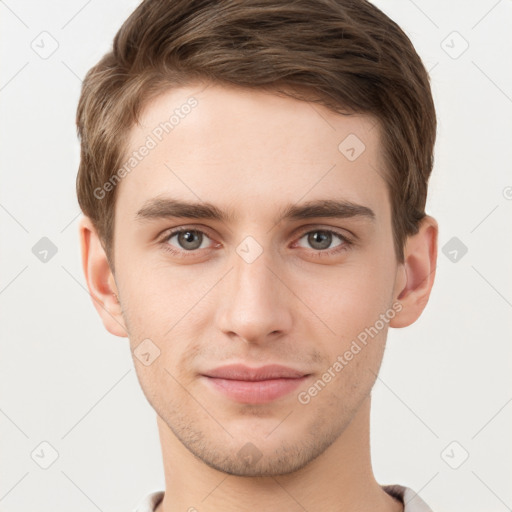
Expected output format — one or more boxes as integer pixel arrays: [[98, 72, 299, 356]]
[[76, 0, 436, 269]]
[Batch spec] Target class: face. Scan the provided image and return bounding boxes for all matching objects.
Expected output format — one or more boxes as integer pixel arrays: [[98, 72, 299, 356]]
[[106, 83, 407, 476]]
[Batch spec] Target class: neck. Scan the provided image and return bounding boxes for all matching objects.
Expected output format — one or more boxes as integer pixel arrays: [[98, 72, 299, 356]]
[[155, 396, 403, 512]]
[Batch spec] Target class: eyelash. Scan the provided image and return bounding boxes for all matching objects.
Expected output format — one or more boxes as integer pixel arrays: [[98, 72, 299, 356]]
[[159, 226, 354, 259]]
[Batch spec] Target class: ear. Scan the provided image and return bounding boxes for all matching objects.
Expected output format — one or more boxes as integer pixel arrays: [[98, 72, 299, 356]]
[[78, 215, 128, 337], [390, 215, 438, 328]]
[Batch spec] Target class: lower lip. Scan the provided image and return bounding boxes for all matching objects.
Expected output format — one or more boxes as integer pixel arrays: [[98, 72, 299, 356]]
[[201, 375, 310, 404]]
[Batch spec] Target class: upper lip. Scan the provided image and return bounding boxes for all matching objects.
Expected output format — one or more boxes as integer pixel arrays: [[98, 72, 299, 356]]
[[202, 364, 309, 381]]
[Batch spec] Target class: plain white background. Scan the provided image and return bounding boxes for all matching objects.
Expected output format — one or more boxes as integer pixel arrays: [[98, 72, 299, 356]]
[[0, 1, 511, 511]]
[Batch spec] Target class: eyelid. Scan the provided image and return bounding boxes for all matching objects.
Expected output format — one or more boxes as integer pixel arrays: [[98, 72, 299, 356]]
[[160, 225, 220, 248], [159, 224, 355, 261], [292, 224, 355, 243], [159, 224, 217, 241], [160, 224, 353, 243]]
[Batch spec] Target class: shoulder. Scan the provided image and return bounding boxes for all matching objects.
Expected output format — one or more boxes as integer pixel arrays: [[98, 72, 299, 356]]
[[382, 484, 435, 512], [133, 490, 165, 512], [135, 486, 435, 512]]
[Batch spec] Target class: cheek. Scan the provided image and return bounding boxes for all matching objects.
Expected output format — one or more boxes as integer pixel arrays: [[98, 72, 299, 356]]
[[116, 254, 183, 328], [303, 263, 394, 339]]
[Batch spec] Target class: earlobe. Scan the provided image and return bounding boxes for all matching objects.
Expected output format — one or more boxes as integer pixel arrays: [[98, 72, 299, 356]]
[[389, 215, 438, 328], [78, 216, 128, 338]]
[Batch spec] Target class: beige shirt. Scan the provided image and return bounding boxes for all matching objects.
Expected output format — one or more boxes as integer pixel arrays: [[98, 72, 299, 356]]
[[133, 484, 434, 511]]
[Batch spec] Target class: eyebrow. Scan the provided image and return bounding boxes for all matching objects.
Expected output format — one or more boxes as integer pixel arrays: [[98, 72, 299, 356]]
[[135, 197, 376, 224]]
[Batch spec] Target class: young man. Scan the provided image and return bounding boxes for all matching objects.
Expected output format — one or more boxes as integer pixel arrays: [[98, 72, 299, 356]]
[[76, 1, 438, 511]]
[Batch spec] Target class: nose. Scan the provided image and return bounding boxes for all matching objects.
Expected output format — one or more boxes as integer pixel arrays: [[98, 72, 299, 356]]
[[215, 247, 293, 345]]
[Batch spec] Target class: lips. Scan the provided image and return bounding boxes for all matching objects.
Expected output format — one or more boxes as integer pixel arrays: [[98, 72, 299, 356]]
[[202, 364, 308, 381], [200, 364, 311, 404]]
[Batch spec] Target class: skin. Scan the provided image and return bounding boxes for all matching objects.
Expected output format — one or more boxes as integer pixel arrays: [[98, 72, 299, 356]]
[[79, 82, 438, 512]]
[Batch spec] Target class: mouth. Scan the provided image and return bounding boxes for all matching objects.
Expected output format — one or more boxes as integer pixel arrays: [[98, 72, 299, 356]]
[[200, 364, 311, 404]]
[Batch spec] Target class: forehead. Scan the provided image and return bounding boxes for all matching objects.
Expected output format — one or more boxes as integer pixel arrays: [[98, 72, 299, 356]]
[[116, 82, 390, 226]]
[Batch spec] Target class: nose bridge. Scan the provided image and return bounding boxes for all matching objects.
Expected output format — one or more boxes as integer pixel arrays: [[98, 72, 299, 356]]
[[216, 238, 292, 342], [234, 243, 276, 298]]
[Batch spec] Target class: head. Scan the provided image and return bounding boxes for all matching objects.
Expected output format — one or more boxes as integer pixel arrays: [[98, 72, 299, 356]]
[[77, 0, 438, 477]]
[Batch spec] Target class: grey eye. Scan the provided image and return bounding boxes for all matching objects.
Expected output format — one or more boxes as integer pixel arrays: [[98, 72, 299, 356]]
[[297, 230, 343, 251], [168, 230, 209, 251]]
